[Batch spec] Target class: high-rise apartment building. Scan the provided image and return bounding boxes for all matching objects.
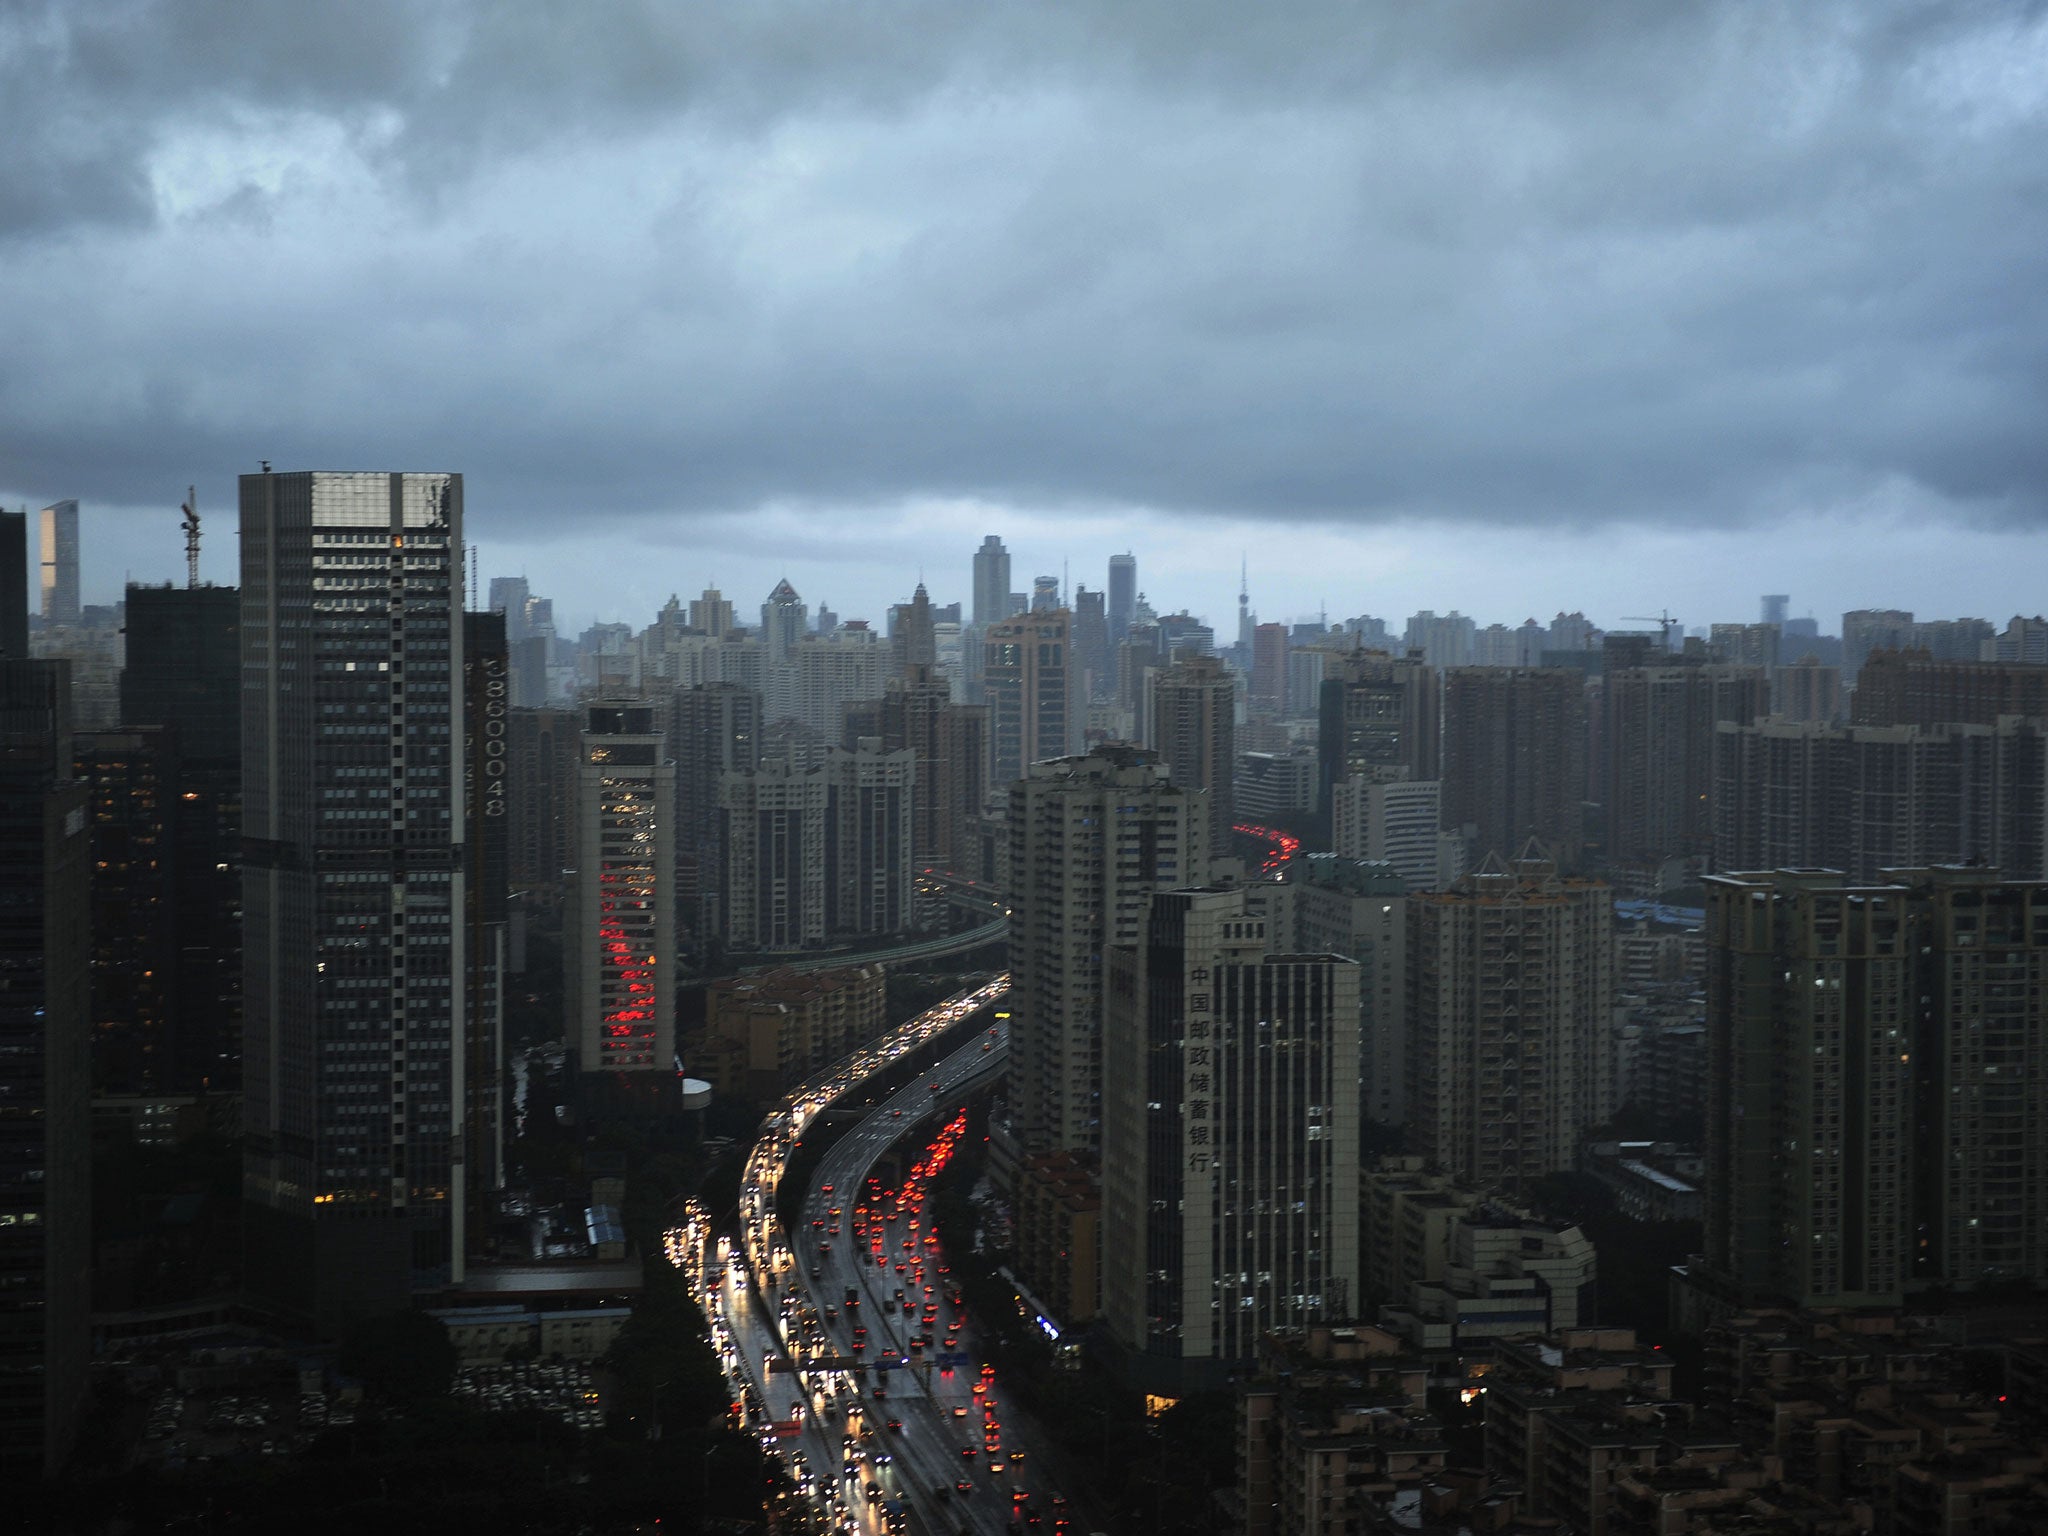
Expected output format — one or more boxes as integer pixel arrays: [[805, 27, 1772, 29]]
[[878, 665, 985, 875], [672, 682, 762, 944], [1603, 665, 1769, 868], [1407, 857, 1615, 1195], [1101, 886, 1360, 1393], [1909, 868, 2048, 1289], [566, 701, 676, 1079], [1850, 650, 2048, 728], [972, 535, 1011, 629], [1441, 667, 1588, 869], [780, 626, 882, 735], [1702, 866, 2048, 1310], [1330, 769, 1464, 894], [0, 659, 90, 1477], [1700, 870, 1914, 1308], [1007, 746, 1209, 1156], [722, 759, 830, 951], [1150, 653, 1237, 849], [1841, 608, 1915, 686], [1774, 654, 1842, 723], [239, 469, 477, 1328], [983, 608, 1075, 788], [1713, 718, 2045, 883], [1990, 615, 2048, 666], [688, 585, 737, 640], [1317, 651, 1440, 820], [824, 743, 916, 938], [1405, 610, 1474, 668], [37, 500, 79, 625]]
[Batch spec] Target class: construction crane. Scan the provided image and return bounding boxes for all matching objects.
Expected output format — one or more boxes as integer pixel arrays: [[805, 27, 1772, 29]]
[[180, 487, 200, 588], [1621, 610, 1681, 648]]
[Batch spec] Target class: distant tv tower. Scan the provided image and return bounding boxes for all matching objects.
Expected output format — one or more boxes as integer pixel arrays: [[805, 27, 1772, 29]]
[[1237, 554, 1253, 651]]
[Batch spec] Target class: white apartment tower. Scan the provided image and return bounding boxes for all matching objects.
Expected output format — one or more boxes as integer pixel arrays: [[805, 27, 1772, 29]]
[[1006, 746, 1209, 1156], [1330, 768, 1465, 893], [1102, 887, 1361, 1393]]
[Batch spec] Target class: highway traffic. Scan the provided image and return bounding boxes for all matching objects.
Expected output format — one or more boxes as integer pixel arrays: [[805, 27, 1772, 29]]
[[665, 976, 1075, 1535]]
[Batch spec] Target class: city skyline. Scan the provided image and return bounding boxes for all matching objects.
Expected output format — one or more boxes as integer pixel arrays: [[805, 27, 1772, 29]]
[[28, 494, 2048, 649], [5, 3, 2047, 638]]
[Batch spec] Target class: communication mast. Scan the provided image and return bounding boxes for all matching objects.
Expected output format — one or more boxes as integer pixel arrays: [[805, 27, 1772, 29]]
[[180, 487, 200, 587]]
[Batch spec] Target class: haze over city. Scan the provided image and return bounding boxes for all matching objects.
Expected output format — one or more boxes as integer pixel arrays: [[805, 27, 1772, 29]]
[[11, 6, 2048, 1534], [5, 1, 2047, 632]]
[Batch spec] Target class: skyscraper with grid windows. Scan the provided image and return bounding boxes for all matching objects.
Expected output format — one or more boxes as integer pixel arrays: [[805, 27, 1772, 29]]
[[240, 470, 485, 1330]]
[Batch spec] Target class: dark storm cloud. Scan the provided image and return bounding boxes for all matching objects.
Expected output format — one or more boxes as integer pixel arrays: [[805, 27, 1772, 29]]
[[3, 0, 2045, 550]]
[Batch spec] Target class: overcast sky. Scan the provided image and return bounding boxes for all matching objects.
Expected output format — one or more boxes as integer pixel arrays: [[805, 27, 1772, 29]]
[[5, 1, 2045, 639]]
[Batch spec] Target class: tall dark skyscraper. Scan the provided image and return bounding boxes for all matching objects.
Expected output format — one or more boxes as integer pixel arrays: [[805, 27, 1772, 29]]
[[972, 535, 1011, 629], [121, 582, 243, 1089], [75, 726, 178, 1092], [878, 665, 985, 876], [1149, 653, 1236, 848], [0, 511, 27, 658], [1071, 586, 1110, 702], [673, 682, 763, 945], [37, 500, 79, 626], [240, 470, 477, 1330], [1107, 551, 1136, 648], [0, 659, 91, 1477]]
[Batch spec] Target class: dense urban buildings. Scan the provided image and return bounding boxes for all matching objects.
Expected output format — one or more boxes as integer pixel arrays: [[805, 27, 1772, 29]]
[[1700, 865, 2048, 1312], [239, 469, 490, 1330], [1149, 652, 1237, 848], [120, 581, 243, 1090], [0, 658, 91, 1477], [1406, 856, 1616, 1195], [1440, 666, 1589, 869], [1101, 886, 1360, 1392], [982, 607, 1076, 788], [1712, 717, 2046, 882], [1316, 650, 1439, 821], [1603, 663, 1769, 869], [1005, 745, 1209, 1158]]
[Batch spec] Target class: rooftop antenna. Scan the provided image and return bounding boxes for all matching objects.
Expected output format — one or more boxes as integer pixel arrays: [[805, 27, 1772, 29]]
[[179, 486, 200, 588]]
